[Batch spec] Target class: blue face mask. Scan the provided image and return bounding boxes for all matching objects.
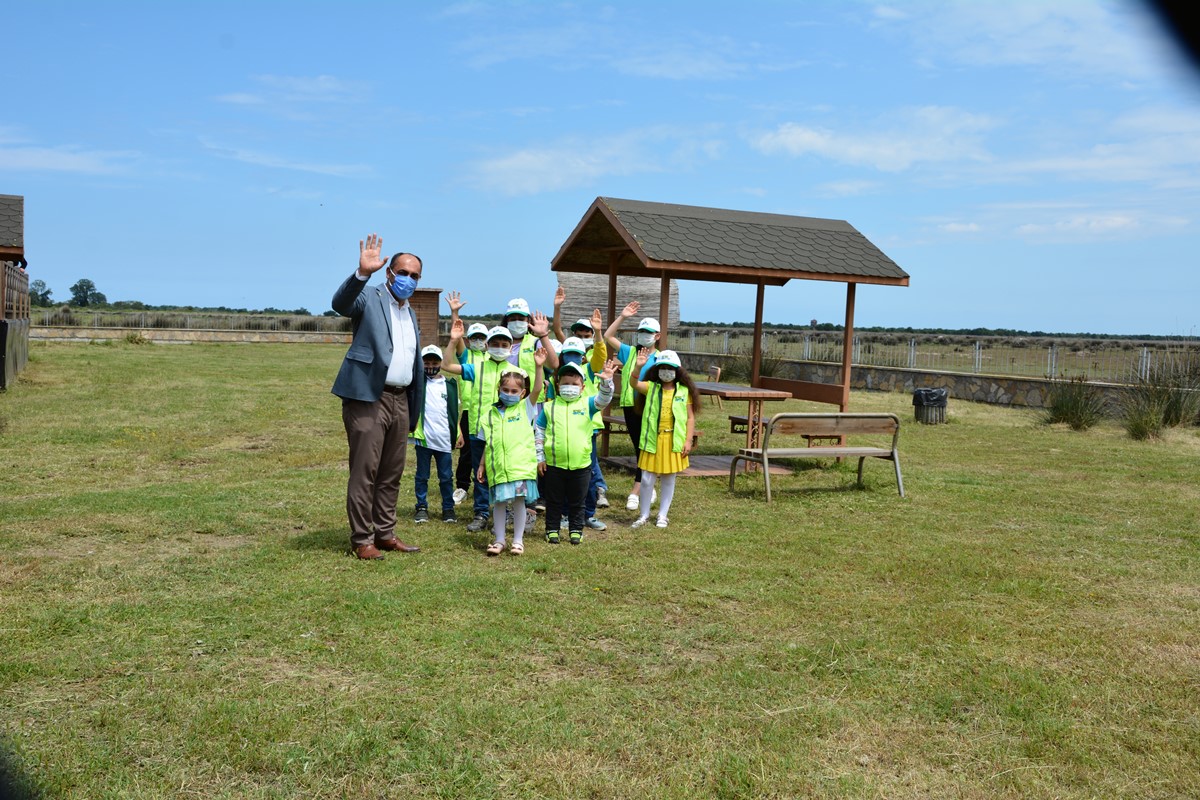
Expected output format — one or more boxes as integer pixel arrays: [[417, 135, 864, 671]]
[[389, 273, 417, 300], [562, 353, 583, 366], [499, 391, 522, 407]]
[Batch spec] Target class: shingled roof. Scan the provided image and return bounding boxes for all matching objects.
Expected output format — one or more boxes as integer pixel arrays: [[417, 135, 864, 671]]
[[552, 197, 908, 287]]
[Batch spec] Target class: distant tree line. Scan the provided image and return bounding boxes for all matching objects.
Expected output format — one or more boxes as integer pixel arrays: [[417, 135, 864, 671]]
[[29, 277, 310, 316]]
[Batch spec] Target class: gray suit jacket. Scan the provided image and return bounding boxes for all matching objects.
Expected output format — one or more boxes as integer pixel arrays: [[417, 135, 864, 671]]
[[330, 273, 424, 431]]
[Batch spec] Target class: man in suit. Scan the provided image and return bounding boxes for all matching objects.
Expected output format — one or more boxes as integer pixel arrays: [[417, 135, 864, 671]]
[[331, 233, 427, 559]]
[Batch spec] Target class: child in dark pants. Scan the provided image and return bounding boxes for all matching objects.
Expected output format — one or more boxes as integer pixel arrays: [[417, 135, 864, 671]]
[[535, 360, 616, 545]]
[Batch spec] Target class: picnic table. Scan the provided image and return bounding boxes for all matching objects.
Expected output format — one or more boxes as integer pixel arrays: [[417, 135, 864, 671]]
[[694, 381, 791, 451]]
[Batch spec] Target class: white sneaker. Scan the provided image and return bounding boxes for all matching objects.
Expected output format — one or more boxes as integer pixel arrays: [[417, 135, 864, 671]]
[[596, 488, 609, 508], [630, 517, 650, 529], [656, 517, 669, 529], [452, 488, 468, 506], [626, 493, 639, 511]]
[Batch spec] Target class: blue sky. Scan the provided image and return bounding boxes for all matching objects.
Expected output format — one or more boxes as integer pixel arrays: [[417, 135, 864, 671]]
[[5, 1, 1199, 335]]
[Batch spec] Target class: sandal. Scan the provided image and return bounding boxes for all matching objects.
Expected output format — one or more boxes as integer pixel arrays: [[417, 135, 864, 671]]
[[510, 542, 524, 555], [486, 542, 503, 556]]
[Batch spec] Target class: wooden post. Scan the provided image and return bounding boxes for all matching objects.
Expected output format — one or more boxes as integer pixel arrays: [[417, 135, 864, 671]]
[[657, 273, 670, 350], [607, 253, 618, 334], [751, 281, 765, 386], [840, 282, 856, 412]]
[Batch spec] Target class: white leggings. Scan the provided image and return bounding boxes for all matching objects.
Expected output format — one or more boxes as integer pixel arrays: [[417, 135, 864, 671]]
[[638, 472, 677, 521], [492, 498, 527, 545]]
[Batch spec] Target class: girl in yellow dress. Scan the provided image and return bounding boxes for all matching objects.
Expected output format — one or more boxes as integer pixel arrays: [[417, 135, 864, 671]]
[[630, 349, 700, 529]]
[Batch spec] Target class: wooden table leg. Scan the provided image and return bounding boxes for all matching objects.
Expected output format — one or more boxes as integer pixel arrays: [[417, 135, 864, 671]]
[[743, 399, 763, 473]]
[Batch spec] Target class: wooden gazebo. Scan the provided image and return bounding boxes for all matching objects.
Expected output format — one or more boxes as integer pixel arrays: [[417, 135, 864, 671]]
[[550, 197, 909, 410]]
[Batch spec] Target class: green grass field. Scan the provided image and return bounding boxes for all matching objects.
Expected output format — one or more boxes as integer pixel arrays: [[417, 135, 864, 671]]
[[2, 341, 1198, 799]]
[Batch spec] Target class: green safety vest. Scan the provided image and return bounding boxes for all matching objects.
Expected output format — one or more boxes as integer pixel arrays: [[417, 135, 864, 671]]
[[412, 377, 459, 447], [482, 402, 538, 485], [639, 384, 690, 455], [515, 332, 539, 379], [618, 345, 658, 409], [457, 347, 486, 417], [465, 355, 508, 435], [542, 397, 598, 470]]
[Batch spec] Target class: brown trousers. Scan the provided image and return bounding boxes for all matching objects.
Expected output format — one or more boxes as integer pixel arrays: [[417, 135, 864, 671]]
[[342, 391, 410, 547]]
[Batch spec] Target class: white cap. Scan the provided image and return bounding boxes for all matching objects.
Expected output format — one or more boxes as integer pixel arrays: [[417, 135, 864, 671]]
[[487, 326, 513, 342], [561, 336, 588, 354], [421, 344, 443, 360], [557, 362, 587, 380], [504, 298, 531, 318], [549, 339, 563, 354], [637, 317, 660, 333], [656, 349, 681, 368], [571, 317, 594, 332], [466, 322, 489, 339]]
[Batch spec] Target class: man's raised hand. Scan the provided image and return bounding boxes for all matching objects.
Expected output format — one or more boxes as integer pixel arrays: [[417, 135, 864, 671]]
[[359, 233, 386, 275]]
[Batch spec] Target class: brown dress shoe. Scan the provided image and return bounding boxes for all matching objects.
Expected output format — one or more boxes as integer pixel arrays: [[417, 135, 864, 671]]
[[375, 536, 420, 553], [354, 543, 385, 560]]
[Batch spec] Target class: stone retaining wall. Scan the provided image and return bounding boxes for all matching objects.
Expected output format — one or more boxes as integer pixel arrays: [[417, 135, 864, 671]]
[[680, 352, 1129, 410]]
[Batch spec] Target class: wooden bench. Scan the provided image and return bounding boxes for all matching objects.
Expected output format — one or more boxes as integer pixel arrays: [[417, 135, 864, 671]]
[[728, 413, 905, 502], [728, 414, 840, 446]]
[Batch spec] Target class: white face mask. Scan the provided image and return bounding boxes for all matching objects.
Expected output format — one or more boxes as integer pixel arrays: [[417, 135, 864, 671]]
[[468, 338, 486, 352], [558, 384, 582, 400], [488, 346, 510, 361], [658, 368, 677, 383], [507, 320, 528, 338], [636, 332, 656, 347]]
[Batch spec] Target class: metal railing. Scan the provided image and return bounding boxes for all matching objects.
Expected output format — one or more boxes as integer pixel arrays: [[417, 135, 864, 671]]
[[676, 330, 1199, 385]]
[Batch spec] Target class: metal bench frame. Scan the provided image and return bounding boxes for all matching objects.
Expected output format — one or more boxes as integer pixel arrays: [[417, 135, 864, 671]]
[[728, 412, 905, 502]]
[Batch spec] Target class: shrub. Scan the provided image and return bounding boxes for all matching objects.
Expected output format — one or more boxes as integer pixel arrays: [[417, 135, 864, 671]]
[[1045, 376, 1107, 431], [1119, 353, 1200, 439]]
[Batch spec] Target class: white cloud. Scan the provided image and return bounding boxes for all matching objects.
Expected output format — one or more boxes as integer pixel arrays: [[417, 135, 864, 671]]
[[871, 1, 1166, 81], [199, 138, 370, 177], [752, 106, 995, 171], [0, 129, 136, 174], [468, 127, 723, 195], [614, 49, 747, 80], [817, 179, 882, 197], [939, 222, 981, 233], [214, 74, 368, 120]]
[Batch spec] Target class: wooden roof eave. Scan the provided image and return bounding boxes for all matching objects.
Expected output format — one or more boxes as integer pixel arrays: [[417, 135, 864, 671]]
[[553, 255, 909, 288], [550, 198, 651, 271]]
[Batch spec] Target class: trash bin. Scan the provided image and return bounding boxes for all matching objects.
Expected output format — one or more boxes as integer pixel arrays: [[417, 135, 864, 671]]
[[912, 387, 949, 424]]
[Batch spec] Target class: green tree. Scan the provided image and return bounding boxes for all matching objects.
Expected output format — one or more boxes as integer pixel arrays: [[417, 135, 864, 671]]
[[69, 279, 107, 307], [29, 279, 53, 306]]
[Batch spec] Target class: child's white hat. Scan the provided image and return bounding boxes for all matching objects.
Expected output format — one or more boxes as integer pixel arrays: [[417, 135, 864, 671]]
[[561, 336, 588, 354], [504, 298, 531, 317], [466, 322, 489, 338], [571, 317, 594, 331], [556, 362, 587, 380], [637, 317, 660, 333], [421, 345, 443, 360], [487, 326, 514, 341], [656, 349, 681, 368]]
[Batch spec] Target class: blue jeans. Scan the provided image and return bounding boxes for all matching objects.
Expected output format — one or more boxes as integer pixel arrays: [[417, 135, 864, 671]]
[[470, 435, 490, 518], [414, 445, 454, 512], [585, 432, 606, 518]]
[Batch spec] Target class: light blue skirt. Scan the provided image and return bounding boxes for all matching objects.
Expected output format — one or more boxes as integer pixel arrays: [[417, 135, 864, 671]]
[[490, 479, 539, 505]]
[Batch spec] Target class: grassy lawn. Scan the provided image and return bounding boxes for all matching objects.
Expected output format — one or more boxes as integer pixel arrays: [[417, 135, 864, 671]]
[[2, 341, 1198, 799]]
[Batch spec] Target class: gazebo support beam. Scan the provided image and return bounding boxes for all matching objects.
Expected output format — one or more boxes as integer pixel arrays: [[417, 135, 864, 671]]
[[658, 273, 671, 350], [840, 282, 856, 412], [751, 282, 765, 386]]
